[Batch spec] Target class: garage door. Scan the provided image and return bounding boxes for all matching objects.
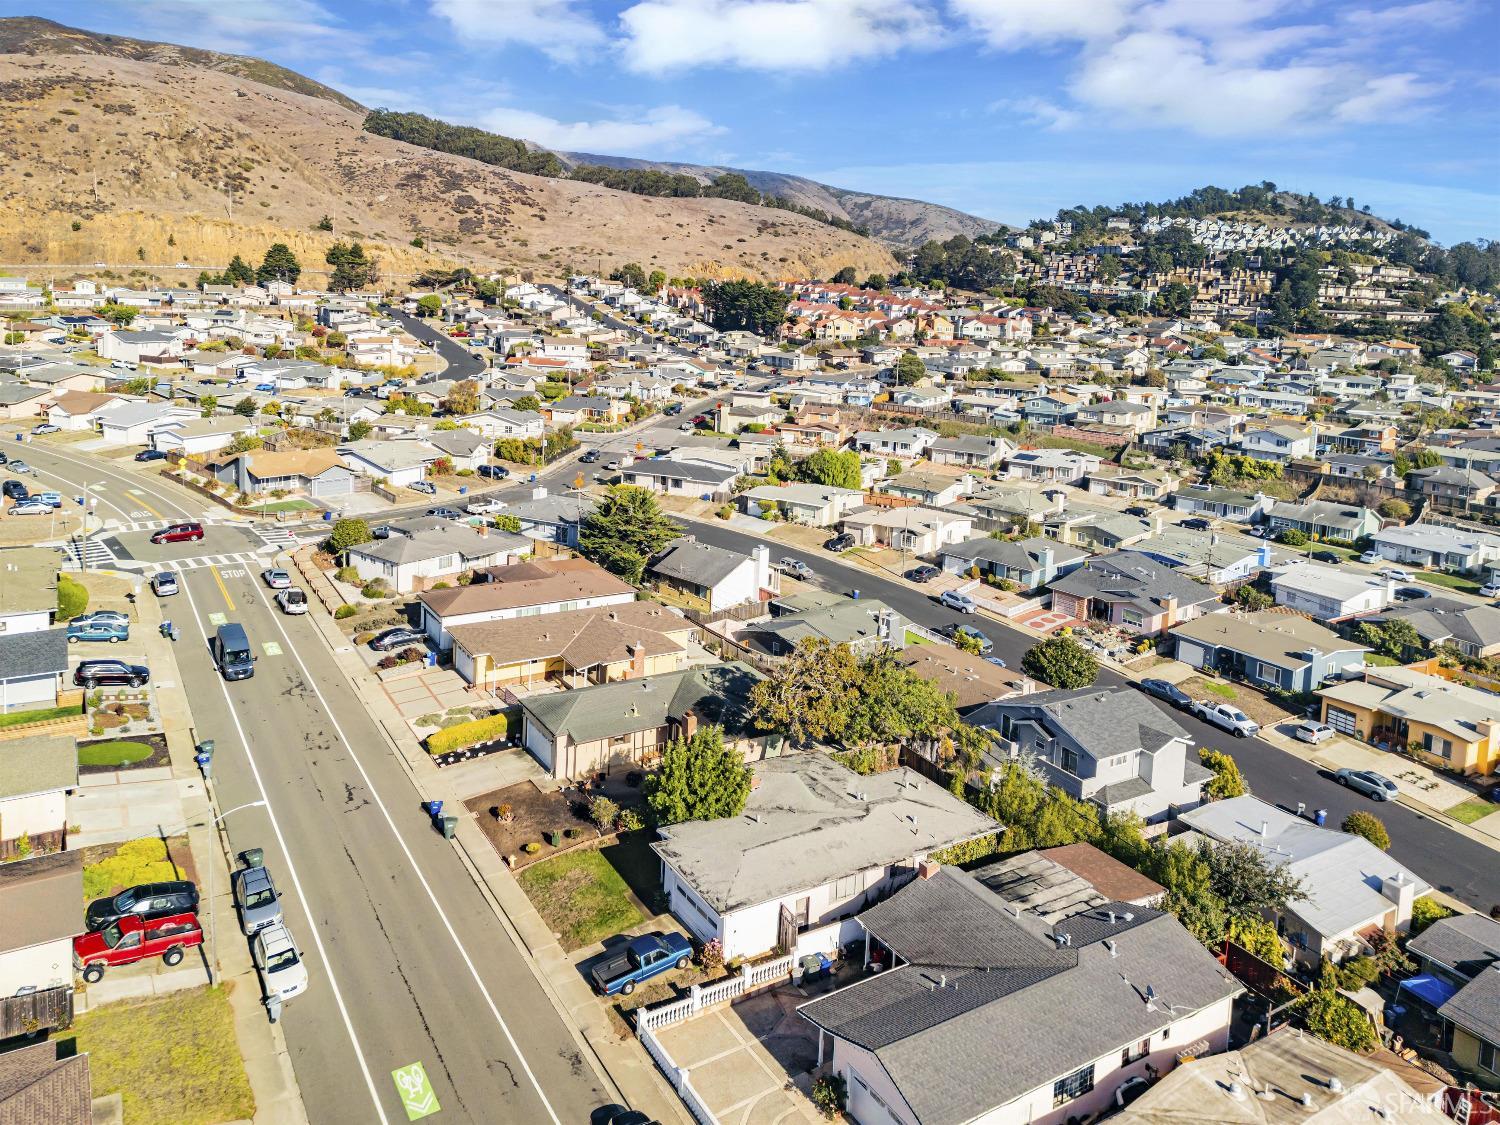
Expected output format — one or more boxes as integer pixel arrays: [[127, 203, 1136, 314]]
[[1326, 706, 1357, 735], [1175, 638, 1208, 670], [847, 1071, 905, 1125]]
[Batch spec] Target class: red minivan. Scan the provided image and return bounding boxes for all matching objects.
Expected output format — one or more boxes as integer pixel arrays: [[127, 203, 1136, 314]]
[[150, 522, 205, 544]]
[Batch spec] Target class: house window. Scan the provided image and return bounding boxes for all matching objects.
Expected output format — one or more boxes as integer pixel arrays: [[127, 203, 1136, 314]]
[[835, 873, 860, 898], [1122, 1038, 1151, 1066], [1053, 1064, 1095, 1107], [1422, 732, 1453, 759], [1481, 1041, 1497, 1074]]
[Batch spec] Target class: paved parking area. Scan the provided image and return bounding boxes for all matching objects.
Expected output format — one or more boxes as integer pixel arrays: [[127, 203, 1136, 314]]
[[1013, 605, 1081, 633], [656, 988, 823, 1125]]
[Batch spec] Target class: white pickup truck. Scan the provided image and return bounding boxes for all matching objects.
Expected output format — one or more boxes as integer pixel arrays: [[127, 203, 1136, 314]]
[[1190, 700, 1260, 738]]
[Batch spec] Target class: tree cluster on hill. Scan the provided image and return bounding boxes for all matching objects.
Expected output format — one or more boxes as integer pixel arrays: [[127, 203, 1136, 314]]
[[326, 241, 377, 291], [1046, 182, 1377, 236], [702, 279, 792, 335], [569, 164, 704, 197], [911, 235, 1015, 291], [362, 109, 564, 176]]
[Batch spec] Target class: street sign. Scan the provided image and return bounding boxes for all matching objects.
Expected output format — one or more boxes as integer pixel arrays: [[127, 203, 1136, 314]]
[[391, 1062, 440, 1120]]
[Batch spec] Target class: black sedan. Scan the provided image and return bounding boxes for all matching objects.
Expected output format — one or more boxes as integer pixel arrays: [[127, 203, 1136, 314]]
[[370, 627, 426, 652], [1138, 678, 1193, 709], [906, 565, 941, 583], [85, 880, 200, 932], [580, 449, 602, 464], [134, 449, 169, 463], [1310, 551, 1343, 564], [1179, 517, 1213, 531], [1394, 586, 1431, 602]]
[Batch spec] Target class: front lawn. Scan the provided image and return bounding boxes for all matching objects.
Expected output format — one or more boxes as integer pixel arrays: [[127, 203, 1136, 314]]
[[78, 739, 154, 767], [64, 986, 255, 1125], [1200, 680, 1237, 701], [0, 701, 83, 730], [1446, 798, 1497, 826], [517, 844, 647, 951], [246, 498, 316, 514], [904, 629, 931, 645], [1417, 571, 1484, 595]]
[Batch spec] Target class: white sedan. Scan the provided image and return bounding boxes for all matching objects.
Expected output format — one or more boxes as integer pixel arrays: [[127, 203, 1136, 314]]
[[1377, 567, 1415, 583], [261, 568, 292, 590]]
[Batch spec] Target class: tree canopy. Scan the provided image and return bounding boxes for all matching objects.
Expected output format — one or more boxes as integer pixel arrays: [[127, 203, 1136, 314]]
[[578, 485, 683, 584], [256, 243, 301, 285], [1020, 635, 1098, 689], [643, 725, 752, 825], [702, 280, 792, 335], [798, 449, 863, 491]]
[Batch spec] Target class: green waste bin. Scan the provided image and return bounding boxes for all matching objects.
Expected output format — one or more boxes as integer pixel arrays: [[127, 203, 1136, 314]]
[[440, 815, 458, 839]]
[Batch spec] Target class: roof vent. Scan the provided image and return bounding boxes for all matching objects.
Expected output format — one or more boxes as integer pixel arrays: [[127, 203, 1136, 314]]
[[1104, 939, 1117, 959], [1228, 1082, 1245, 1101], [1327, 1077, 1343, 1093]]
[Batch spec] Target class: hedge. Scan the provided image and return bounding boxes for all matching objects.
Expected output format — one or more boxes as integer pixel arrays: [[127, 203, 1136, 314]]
[[425, 714, 507, 755], [57, 574, 89, 620]]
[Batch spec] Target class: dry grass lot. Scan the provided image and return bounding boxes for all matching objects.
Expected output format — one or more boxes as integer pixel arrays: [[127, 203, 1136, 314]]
[[1179, 675, 1297, 728]]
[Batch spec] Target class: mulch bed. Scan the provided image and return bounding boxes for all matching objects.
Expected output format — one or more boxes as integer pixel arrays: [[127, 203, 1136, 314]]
[[465, 780, 602, 868], [77, 733, 170, 775]]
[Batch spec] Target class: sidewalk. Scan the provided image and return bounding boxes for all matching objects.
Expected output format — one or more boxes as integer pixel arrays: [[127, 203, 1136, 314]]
[[131, 575, 310, 1125], [292, 567, 690, 1125]]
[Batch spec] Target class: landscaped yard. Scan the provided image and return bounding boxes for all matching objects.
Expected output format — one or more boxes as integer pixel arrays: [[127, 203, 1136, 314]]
[[903, 629, 931, 645], [1365, 653, 1401, 667], [245, 498, 317, 514], [1417, 570, 1484, 595], [0, 701, 82, 730], [77, 739, 155, 767], [1445, 797, 1498, 826], [82, 835, 194, 900], [517, 840, 650, 951], [64, 985, 255, 1125]]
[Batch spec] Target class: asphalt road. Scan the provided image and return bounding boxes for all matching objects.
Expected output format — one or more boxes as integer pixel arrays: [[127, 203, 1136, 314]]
[[683, 518, 1500, 914], [164, 558, 609, 1125], [2, 437, 209, 527], [386, 308, 487, 381]]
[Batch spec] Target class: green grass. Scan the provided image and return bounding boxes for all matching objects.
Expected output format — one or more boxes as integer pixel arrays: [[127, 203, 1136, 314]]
[[78, 739, 154, 767], [1365, 653, 1401, 667], [0, 701, 82, 730], [1416, 570, 1484, 595], [1202, 680, 1238, 700], [246, 498, 316, 514], [517, 844, 646, 951], [64, 986, 255, 1125], [904, 629, 932, 645], [1446, 798, 1497, 826]]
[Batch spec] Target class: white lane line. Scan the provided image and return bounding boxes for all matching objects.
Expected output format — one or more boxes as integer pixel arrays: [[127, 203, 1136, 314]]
[[29, 443, 195, 517], [178, 575, 392, 1125], [27, 465, 135, 522], [262, 602, 565, 1124]]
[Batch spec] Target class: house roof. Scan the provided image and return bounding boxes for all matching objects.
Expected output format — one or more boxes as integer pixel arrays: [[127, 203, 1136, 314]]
[[898, 646, 1031, 711], [625, 459, 739, 485], [338, 439, 438, 471], [426, 428, 486, 457], [748, 600, 900, 650], [1042, 842, 1166, 905], [0, 734, 77, 800], [48, 390, 120, 416], [1047, 551, 1221, 617], [1318, 665, 1500, 744], [1408, 913, 1500, 979], [0, 851, 84, 954], [653, 755, 996, 915], [0, 547, 60, 619], [0, 1041, 93, 1125], [1171, 610, 1367, 671], [0, 628, 67, 681], [1269, 500, 1375, 531], [1179, 795, 1429, 940], [941, 535, 1086, 572], [969, 851, 1110, 923], [350, 525, 526, 566], [1176, 483, 1263, 506], [229, 446, 346, 479], [1374, 522, 1500, 556], [1376, 597, 1500, 651], [741, 482, 862, 506], [649, 539, 752, 588], [523, 661, 761, 747], [418, 558, 632, 618], [1440, 966, 1500, 1046], [1269, 561, 1390, 606], [449, 602, 688, 670], [0, 384, 49, 406], [1409, 464, 1494, 490], [798, 867, 1240, 1125]]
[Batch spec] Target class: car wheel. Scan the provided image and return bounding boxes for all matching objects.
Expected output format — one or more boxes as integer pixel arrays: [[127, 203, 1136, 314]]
[[82, 963, 105, 983], [68, 636, 78, 644], [621, 980, 635, 995], [129, 677, 144, 688], [162, 946, 185, 967], [83, 678, 97, 689], [1338, 776, 1348, 787], [109, 636, 119, 644], [676, 956, 690, 970], [1234, 729, 1246, 737]]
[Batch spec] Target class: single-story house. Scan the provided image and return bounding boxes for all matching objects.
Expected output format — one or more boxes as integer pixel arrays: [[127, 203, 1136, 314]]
[[898, 646, 1036, 715], [1270, 562, 1394, 621], [927, 434, 1012, 468], [738, 482, 865, 527], [654, 753, 998, 961], [0, 628, 68, 713], [619, 457, 739, 501], [1171, 485, 1274, 523], [0, 851, 84, 1026], [0, 548, 60, 635], [425, 428, 490, 473], [150, 415, 256, 457], [1048, 551, 1223, 635], [503, 488, 596, 547], [877, 469, 976, 508], [1265, 500, 1382, 543], [1170, 610, 1369, 693], [345, 524, 531, 594], [1004, 448, 1102, 485], [1369, 523, 1500, 573], [45, 390, 125, 431], [1318, 663, 1500, 776], [0, 734, 76, 861], [973, 843, 1163, 922], [647, 539, 774, 615], [0, 1040, 93, 1125], [840, 505, 973, 555], [520, 662, 764, 780], [1408, 465, 1496, 506], [939, 535, 1086, 589], [1372, 597, 1500, 659], [851, 428, 937, 460], [743, 599, 905, 658], [1180, 795, 1431, 966], [417, 558, 636, 651], [94, 402, 198, 446], [0, 384, 54, 420], [337, 439, 441, 488], [1086, 466, 1176, 502], [210, 447, 356, 499]]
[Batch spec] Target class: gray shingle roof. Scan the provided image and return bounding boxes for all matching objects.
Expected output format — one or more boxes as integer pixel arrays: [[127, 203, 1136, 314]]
[[970, 686, 1191, 763], [0, 735, 77, 800], [523, 662, 760, 747], [1408, 913, 1500, 979], [649, 539, 750, 587], [1440, 966, 1500, 1045], [1047, 551, 1221, 617], [0, 629, 67, 681]]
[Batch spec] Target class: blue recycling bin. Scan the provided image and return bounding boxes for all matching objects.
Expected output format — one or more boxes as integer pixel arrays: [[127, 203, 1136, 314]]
[[458, 486, 468, 496], [426, 799, 444, 819], [1314, 808, 1328, 826], [323, 510, 334, 522], [851, 589, 861, 600]]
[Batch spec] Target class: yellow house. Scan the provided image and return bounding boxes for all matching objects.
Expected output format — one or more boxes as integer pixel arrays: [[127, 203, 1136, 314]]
[[447, 602, 695, 694], [1318, 665, 1500, 776]]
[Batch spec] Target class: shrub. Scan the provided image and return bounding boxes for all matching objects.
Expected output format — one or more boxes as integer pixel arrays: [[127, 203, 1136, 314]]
[[1341, 810, 1390, 850], [360, 580, 390, 599], [1200, 747, 1249, 800], [696, 937, 724, 976], [616, 807, 644, 832], [1277, 528, 1308, 546], [588, 795, 621, 830], [811, 1074, 848, 1120], [335, 565, 360, 583], [83, 837, 177, 898], [930, 833, 1000, 867], [56, 574, 89, 620], [1410, 896, 1457, 935], [334, 604, 358, 620], [521, 842, 540, 855], [425, 713, 508, 755]]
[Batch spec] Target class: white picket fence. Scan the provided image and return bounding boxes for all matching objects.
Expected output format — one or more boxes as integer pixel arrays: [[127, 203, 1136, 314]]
[[640, 1026, 719, 1125], [635, 953, 796, 1034]]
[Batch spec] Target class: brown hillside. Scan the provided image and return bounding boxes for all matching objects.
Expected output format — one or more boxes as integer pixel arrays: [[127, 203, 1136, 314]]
[[0, 52, 896, 284]]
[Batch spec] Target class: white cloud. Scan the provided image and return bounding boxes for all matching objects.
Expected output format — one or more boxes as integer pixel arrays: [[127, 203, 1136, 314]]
[[94, 0, 352, 56], [476, 104, 725, 155], [430, 0, 606, 62], [617, 0, 942, 73], [988, 96, 1080, 130], [949, 0, 1135, 48], [1333, 72, 1445, 123]]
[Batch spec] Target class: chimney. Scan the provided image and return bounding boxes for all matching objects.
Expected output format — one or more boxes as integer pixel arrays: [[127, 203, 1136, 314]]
[[628, 641, 646, 677], [1164, 595, 1179, 625], [1380, 872, 1416, 921], [1152, 512, 1164, 534], [917, 859, 941, 879], [681, 710, 698, 738]]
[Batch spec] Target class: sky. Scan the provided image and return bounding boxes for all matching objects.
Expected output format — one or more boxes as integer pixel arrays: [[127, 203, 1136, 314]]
[[12, 0, 1500, 244]]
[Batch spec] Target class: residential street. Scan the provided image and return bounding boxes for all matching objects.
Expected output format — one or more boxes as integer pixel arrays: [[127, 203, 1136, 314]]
[[681, 517, 1500, 914], [385, 307, 487, 381]]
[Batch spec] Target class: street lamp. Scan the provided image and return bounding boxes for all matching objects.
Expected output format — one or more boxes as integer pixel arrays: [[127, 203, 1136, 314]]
[[167, 798, 268, 984]]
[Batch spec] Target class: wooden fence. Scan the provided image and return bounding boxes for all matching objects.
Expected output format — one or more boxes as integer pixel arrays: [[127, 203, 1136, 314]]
[[0, 986, 72, 1038]]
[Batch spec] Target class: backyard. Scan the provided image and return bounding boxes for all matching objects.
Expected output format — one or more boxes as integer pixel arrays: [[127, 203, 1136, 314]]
[[63, 985, 255, 1125]]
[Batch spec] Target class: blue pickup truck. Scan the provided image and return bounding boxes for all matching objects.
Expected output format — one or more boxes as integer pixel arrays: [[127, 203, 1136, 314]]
[[590, 932, 693, 996]]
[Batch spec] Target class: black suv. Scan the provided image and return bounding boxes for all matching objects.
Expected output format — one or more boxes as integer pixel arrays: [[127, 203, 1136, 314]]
[[85, 881, 200, 931], [74, 660, 150, 688], [477, 464, 510, 480]]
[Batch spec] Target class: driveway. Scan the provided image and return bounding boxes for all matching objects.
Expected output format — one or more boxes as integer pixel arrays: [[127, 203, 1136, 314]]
[[656, 988, 823, 1125]]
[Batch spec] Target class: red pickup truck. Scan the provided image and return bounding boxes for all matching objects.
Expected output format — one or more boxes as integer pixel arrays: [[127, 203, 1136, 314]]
[[74, 912, 202, 982]]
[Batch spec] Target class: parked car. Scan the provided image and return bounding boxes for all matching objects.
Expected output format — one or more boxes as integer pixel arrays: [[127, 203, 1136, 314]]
[[580, 449, 601, 464], [1138, 678, 1193, 709], [74, 659, 149, 688], [261, 568, 292, 590], [370, 627, 425, 652], [477, 464, 510, 480], [35, 491, 61, 508], [1179, 517, 1213, 531], [7, 499, 50, 515], [1359, 550, 1380, 564], [134, 449, 168, 463], [1394, 586, 1430, 602], [85, 881, 200, 931], [937, 589, 976, 613], [9, 461, 30, 474], [1378, 567, 1415, 583], [1, 480, 27, 500], [150, 521, 205, 545], [31, 423, 59, 435], [943, 623, 993, 655], [426, 507, 465, 520], [232, 863, 284, 936], [1310, 551, 1343, 564], [370, 525, 391, 539], [70, 610, 130, 628], [1191, 701, 1260, 737], [151, 571, 179, 597], [0, 450, 7, 465], [778, 557, 813, 581], [823, 533, 855, 552], [275, 588, 309, 615], [1292, 720, 1336, 744], [409, 480, 437, 495], [67, 618, 129, 644], [255, 383, 276, 393], [590, 931, 693, 996], [252, 922, 309, 1002], [1335, 767, 1398, 801], [1480, 582, 1500, 599], [906, 564, 941, 583], [465, 498, 506, 516], [74, 912, 203, 982], [1124, 505, 1151, 517]]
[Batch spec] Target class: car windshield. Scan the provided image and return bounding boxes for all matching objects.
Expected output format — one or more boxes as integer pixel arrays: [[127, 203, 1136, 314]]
[[101, 921, 124, 948], [244, 887, 277, 909], [115, 888, 137, 910], [1227, 709, 1249, 722], [266, 947, 300, 972]]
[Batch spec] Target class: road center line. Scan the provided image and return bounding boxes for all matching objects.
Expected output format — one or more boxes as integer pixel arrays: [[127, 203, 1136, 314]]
[[260, 604, 565, 1125], [211, 565, 238, 611], [179, 574, 391, 1125]]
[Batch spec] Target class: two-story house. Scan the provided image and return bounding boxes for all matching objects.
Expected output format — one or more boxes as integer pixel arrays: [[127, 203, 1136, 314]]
[[1238, 424, 1315, 462], [416, 558, 635, 650], [1004, 448, 1102, 485], [1047, 552, 1224, 636], [647, 540, 774, 615], [0, 548, 68, 714]]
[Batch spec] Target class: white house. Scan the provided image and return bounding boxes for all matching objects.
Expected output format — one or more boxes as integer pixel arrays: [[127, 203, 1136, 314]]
[[0, 851, 84, 1004], [738, 482, 865, 527], [337, 439, 441, 489], [345, 522, 530, 594], [96, 329, 186, 365], [1270, 562, 1395, 621], [93, 402, 197, 447], [647, 539, 774, 614], [1239, 424, 1315, 462], [852, 428, 937, 460], [653, 754, 997, 960], [0, 734, 75, 859], [619, 458, 740, 501], [415, 557, 635, 651], [1005, 448, 1102, 484], [150, 416, 256, 457]]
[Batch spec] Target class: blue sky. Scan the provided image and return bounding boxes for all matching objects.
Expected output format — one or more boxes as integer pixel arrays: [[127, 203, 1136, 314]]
[[17, 0, 1500, 243]]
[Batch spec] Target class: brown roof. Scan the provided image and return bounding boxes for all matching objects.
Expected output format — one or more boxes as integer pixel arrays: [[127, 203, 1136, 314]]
[[449, 602, 690, 670], [49, 390, 119, 415], [419, 558, 633, 617], [237, 447, 344, 478], [1041, 842, 1163, 904], [899, 646, 1032, 711], [0, 851, 84, 953], [0, 1042, 92, 1125]]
